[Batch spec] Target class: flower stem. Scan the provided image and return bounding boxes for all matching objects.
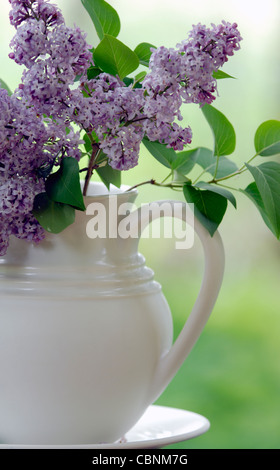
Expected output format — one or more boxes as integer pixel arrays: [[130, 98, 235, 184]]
[[83, 143, 100, 196], [207, 167, 247, 184], [213, 181, 239, 192], [126, 179, 156, 191], [126, 179, 184, 192], [239, 152, 258, 171], [213, 154, 220, 180]]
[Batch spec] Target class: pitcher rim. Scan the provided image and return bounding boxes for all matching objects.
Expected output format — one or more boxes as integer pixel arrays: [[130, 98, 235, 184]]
[[81, 181, 138, 200]]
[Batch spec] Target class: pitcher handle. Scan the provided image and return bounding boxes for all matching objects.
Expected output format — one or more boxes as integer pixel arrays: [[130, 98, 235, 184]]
[[132, 199, 225, 403]]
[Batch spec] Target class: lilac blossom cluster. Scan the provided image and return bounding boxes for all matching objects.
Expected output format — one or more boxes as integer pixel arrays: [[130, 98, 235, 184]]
[[0, 88, 49, 255], [68, 21, 242, 169], [9, 0, 93, 122], [144, 21, 242, 109], [7, 0, 193, 171], [70, 73, 193, 170], [0, 85, 83, 255], [8, 1, 242, 173], [0, 0, 88, 256]]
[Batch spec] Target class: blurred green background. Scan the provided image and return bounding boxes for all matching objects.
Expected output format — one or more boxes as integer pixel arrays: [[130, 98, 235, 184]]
[[1, 0, 279, 449]]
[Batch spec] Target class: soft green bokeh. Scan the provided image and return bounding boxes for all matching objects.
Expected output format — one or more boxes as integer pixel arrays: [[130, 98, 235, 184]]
[[1, 0, 279, 449]]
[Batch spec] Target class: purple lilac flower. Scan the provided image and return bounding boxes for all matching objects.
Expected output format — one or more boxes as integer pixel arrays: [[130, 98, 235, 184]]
[[70, 74, 144, 170], [0, 87, 47, 255], [9, 18, 48, 67], [9, 1, 193, 170], [143, 21, 242, 106], [0, 86, 81, 256], [9, 0, 64, 29], [70, 72, 192, 169], [9, 0, 93, 122], [0, 176, 46, 256], [48, 24, 92, 76], [17, 59, 73, 122], [0, 2, 84, 252], [0, 89, 50, 174], [1, 0, 92, 255]]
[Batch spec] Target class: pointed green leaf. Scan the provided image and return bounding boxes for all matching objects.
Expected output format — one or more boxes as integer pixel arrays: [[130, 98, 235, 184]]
[[123, 73, 145, 88], [134, 42, 156, 67], [182, 147, 238, 178], [201, 104, 236, 156], [135, 71, 147, 82], [212, 157, 238, 179], [195, 181, 237, 208], [87, 65, 102, 80], [189, 147, 214, 172], [171, 148, 201, 174], [200, 156, 238, 179], [183, 184, 228, 236], [134, 70, 147, 85], [93, 34, 139, 80], [83, 133, 92, 153], [172, 171, 191, 184], [254, 120, 280, 156], [96, 159, 121, 189], [0, 78, 12, 96], [142, 138, 178, 168], [123, 77, 134, 87], [82, 131, 99, 153], [240, 182, 278, 237], [213, 70, 236, 80], [33, 193, 75, 234], [81, 0, 120, 40], [46, 157, 85, 211], [245, 162, 280, 238]]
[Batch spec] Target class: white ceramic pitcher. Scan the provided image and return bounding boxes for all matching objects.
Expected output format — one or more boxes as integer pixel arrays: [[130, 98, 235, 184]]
[[0, 182, 224, 445]]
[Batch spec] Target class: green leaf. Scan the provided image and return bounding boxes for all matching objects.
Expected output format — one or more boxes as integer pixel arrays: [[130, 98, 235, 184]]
[[134, 42, 156, 67], [45, 157, 86, 211], [245, 162, 280, 238], [190, 147, 214, 170], [0, 78, 12, 95], [87, 65, 102, 80], [180, 147, 238, 178], [123, 77, 134, 87], [240, 182, 278, 237], [93, 34, 139, 80], [134, 70, 147, 86], [123, 72, 145, 89], [135, 71, 147, 82], [83, 133, 92, 153], [83, 130, 99, 153], [172, 171, 191, 184], [96, 158, 121, 189], [142, 138, 178, 168], [198, 154, 238, 179], [171, 148, 201, 174], [183, 184, 228, 236], [81, 0, 120, 40], [195, 181, 237, 208], [33, 193, 75, 234], [254, 120, 280, 156], [212, 70, 236, 80], [212, 157, 238, 179], [201, 104, 236, 156]]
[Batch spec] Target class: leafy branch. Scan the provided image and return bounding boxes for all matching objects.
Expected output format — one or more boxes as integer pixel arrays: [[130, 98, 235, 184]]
[[6, 0, 279, 241], [139, 109, 280, 239], [40, 0, 280, 240]]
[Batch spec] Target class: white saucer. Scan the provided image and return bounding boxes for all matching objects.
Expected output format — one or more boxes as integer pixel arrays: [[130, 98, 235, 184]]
[[0, 405, 210, 449]]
